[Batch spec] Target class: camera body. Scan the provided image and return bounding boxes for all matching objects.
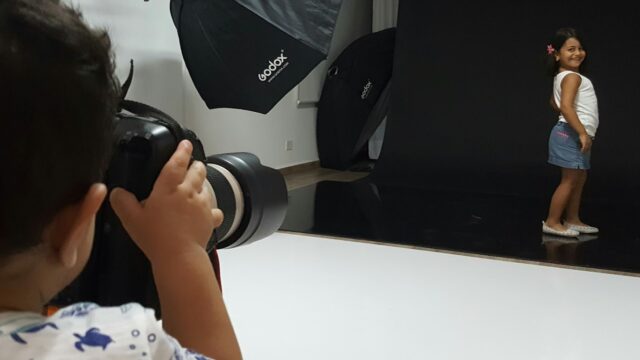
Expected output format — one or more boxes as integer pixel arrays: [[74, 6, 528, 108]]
[[53, 100, 288, 314]]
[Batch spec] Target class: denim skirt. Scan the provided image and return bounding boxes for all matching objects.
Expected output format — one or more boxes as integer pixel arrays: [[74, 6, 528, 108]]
[[548, 122, 591, 169]]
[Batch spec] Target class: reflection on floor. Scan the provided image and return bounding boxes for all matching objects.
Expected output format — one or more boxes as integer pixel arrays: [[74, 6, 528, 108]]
[[281, 177, 640, 276], [282, 163, 368, 191]]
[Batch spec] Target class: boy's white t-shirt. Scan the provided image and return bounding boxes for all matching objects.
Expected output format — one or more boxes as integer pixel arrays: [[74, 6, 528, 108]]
[[553, 70, 599, 137], [0, 302, 211, 359]]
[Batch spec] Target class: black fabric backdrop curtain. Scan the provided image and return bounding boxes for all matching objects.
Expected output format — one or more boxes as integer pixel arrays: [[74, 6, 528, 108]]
[[373, 1, 640, 203]]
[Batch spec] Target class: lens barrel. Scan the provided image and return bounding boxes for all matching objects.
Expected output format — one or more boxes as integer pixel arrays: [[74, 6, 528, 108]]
[[205, 153, 288, 249]]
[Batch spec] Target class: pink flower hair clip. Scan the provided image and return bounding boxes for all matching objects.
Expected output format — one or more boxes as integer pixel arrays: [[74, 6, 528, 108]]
[[546, 44, 555, 55]]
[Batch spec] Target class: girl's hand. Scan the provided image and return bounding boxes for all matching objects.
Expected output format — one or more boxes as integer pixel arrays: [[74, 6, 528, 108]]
[[109, 140, 223, 264], [579, 133, 592, 153]]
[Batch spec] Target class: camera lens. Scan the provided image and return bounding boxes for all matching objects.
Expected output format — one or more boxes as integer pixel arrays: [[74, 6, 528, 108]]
[[53, 93, 289, 313], [204, 152, 288, 249]]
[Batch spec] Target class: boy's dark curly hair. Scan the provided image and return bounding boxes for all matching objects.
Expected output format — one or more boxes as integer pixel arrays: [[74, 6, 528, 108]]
[[0, 0, 119, 262]]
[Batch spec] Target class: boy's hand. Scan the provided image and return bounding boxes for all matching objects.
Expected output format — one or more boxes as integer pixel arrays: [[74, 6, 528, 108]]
[[111, 141, 241, 359], [110, 140, 223, 264]]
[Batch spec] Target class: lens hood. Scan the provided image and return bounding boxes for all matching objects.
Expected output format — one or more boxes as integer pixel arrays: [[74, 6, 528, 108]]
[[206, 153, 287, 248]]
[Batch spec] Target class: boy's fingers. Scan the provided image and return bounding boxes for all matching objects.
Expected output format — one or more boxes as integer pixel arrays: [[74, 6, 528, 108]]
[[110, 188, 142, 225], [184, 161, 206, 192], [212, 208, 224, 228], [202, 178, 215, 207], [155, 140, 193, 190]]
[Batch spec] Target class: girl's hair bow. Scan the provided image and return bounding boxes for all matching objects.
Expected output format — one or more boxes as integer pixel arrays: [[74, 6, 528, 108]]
[[546, 44, 555, 55]]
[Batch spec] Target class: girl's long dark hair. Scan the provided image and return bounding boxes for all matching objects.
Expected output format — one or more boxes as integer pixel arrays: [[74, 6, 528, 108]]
[[545, 27, 589, 77]]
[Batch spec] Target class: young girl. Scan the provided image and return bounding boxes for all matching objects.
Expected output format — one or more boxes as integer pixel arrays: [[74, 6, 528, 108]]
[[542, 27, 599, 237]]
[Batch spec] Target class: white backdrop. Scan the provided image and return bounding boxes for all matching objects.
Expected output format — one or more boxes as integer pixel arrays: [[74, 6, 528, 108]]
[[220, 232, 640, 360]]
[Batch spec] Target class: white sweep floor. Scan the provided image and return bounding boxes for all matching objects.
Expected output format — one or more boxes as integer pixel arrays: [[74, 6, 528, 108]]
[[218, 232, 640, 360]]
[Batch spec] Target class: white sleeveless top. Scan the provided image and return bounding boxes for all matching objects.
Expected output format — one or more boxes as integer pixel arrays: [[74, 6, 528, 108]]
[[554, 70, 599, 137]]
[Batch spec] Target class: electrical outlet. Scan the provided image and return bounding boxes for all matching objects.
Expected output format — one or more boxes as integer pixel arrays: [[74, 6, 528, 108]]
[[285, 140, 294, 151]]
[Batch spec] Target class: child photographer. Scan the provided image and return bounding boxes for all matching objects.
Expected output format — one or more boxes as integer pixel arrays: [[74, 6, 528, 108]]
[[0, 0, 241, 358]]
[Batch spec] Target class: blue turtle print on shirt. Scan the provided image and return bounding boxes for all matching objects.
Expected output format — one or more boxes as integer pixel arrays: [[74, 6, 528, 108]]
[[73, 327, 114, 352], [186, 349, 208, 360], [10, 322, 58, 344]]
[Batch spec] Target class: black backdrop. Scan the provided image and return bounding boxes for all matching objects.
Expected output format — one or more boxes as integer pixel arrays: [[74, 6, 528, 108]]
[[372, 1, 640, 202]]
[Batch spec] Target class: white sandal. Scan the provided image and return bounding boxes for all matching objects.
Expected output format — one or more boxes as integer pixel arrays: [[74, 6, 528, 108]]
[[542, 221, 579, 237], [565, 222, 599, 234]]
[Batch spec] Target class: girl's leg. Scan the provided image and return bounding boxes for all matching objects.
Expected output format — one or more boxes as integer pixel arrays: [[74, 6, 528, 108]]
[[564, 170, 587, 225], [545, 168, 582, 230]]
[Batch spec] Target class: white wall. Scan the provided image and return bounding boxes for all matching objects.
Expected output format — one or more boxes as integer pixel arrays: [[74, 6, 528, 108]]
[[183, 1, 372, 168], [69, 0, 185, 123], [73, 0, 372, 169]]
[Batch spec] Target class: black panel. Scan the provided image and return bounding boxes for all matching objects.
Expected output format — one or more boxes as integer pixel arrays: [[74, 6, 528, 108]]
[[373, 1, 640, 201], [282, 1, 640, 275]]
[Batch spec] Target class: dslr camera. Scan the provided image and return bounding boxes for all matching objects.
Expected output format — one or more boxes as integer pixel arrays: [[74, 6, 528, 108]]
[[53, 66, 288, 313]]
